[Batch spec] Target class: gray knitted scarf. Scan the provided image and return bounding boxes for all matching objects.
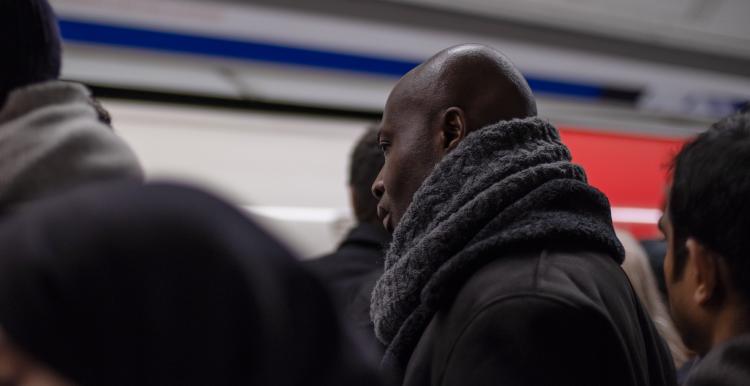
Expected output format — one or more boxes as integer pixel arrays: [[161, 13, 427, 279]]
[[370, 117, 624, 371]]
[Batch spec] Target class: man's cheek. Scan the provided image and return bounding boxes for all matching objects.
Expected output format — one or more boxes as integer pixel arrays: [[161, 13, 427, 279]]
[[663, 252, 673, 284]]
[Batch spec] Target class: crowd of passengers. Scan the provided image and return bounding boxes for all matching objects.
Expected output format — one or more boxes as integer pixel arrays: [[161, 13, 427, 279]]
[[0, 1, 748, 385]]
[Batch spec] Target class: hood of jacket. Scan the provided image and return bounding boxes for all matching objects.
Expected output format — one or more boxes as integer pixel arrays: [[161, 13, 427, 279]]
[[0, 80, 143, 211]]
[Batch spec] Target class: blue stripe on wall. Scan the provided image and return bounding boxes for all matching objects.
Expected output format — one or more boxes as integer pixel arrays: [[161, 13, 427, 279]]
[[59, 19, 417, 77], [59, 18, 607, 101], [527, 78, 601, 99]]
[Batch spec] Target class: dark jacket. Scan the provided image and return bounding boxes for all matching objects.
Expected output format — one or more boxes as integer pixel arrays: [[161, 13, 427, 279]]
[[684, 334, 750, 386], [308, 222, 391, 356], [401, 248, 676, 386], [370, 118, 676, 386], [308, 222, 390, 310]]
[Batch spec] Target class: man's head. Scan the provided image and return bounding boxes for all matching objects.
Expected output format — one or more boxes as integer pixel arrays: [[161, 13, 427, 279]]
[[0, 0, 62, 107], [349, 125, 385, 225], [371, 44, 536, 232], [661, 112, 750, 355]]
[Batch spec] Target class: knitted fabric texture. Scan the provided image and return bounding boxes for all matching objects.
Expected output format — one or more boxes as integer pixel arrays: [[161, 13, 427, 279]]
[[370, 117, 624, 368]]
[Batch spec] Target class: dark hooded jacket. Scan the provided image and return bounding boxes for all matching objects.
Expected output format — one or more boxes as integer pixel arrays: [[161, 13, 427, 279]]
[[370, 118, 676, 386], [0, 181, 380, 386]]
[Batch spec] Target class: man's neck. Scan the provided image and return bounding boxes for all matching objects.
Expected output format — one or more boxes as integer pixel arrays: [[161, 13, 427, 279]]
[[708, 305, 750, 355]]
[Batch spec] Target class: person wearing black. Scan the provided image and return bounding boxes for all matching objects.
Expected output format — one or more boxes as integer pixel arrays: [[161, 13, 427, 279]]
[[660, 112, 750, 386], [0, 181, 379, 386], [307, 126, 391, 355], [370, 44, 676, 386]]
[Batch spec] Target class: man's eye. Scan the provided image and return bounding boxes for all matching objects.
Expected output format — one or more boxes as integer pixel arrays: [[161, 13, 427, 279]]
[[379, 142, 390, 155]]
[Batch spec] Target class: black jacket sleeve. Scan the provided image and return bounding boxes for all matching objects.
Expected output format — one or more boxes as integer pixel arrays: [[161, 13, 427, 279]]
[[438, 295, 619, 386]]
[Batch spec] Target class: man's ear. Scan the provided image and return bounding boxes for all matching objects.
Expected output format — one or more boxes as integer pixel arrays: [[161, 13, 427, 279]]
[[348, 185, 358, 211], [687, 238, 720, 306], [441, 107, 467, 153]]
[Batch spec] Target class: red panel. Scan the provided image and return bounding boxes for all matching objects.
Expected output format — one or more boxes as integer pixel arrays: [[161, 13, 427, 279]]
[[558, 127, 687, 239]]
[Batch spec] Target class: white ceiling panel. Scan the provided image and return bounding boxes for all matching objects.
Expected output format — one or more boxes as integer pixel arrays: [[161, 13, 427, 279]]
[[384, 0, 750, 59]]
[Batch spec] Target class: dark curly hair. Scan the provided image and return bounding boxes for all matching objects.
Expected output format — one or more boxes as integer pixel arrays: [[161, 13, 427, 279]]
[[669, 111, 750, 300]]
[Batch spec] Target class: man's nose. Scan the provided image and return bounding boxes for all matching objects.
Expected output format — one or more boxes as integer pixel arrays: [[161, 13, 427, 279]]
[[371, 169, 385, 200]]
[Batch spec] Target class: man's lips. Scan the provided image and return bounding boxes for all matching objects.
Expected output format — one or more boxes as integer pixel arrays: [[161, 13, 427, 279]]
[[377, 205, 392, 232], [382, 213, 393, 233]]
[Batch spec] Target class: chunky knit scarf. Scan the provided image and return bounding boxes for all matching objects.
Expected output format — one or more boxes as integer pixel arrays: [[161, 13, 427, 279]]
[[370, 117, 624, 370]]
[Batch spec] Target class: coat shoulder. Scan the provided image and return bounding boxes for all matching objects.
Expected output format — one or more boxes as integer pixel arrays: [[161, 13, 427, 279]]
[[403, 249, 675, 386], [449, 249, 631, 320], [436, 293, 611, 386]]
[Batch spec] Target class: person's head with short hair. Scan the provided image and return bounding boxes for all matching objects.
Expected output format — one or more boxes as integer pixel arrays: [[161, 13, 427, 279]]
[[371, 44, 536, 232], [0, 0, 62, 107], [661, 111, 750, 356], [349, 125, 384, 225]]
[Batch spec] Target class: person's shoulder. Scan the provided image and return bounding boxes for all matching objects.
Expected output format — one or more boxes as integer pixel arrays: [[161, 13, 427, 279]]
[[428, 249, 673, 386], [306, 224, 388, 280], [432, 249, 616, 348], [304, 250, 346, 279], [685, 334, 750, 386], [454, 248, 626, 313], [434, 290, 609, 386], [305, 246, 381, 286]]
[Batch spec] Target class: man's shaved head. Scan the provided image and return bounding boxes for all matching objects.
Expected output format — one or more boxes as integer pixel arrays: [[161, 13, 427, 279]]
[[391, 44, 536, 133], [373, 44, 537, 232]]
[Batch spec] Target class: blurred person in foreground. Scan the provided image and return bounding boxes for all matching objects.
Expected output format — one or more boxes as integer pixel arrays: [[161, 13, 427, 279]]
[[307, 125, 391, 355], [617, 229, 692, 369], [370, 44, 675, 386], [0, 0, 142, 214], [661, 112, 750, 386], [0, 181, 380, 386]]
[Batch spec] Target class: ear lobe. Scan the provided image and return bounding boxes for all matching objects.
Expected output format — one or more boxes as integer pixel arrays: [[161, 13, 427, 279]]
[[687, 238, 719, 305], [441, 107, 466, 152]]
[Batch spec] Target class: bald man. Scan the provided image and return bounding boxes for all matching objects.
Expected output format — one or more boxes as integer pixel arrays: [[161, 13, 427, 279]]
[[370, 45, 675, 386]]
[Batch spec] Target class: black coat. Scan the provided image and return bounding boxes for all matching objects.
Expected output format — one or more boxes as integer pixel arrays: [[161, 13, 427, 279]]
[[684, 334, 750, 386], [307, 222, 390, 356], [399, 248, 677, 386]]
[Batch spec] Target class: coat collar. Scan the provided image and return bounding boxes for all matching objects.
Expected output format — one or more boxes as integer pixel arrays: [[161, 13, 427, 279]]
[[339, 222, 391, 251]]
